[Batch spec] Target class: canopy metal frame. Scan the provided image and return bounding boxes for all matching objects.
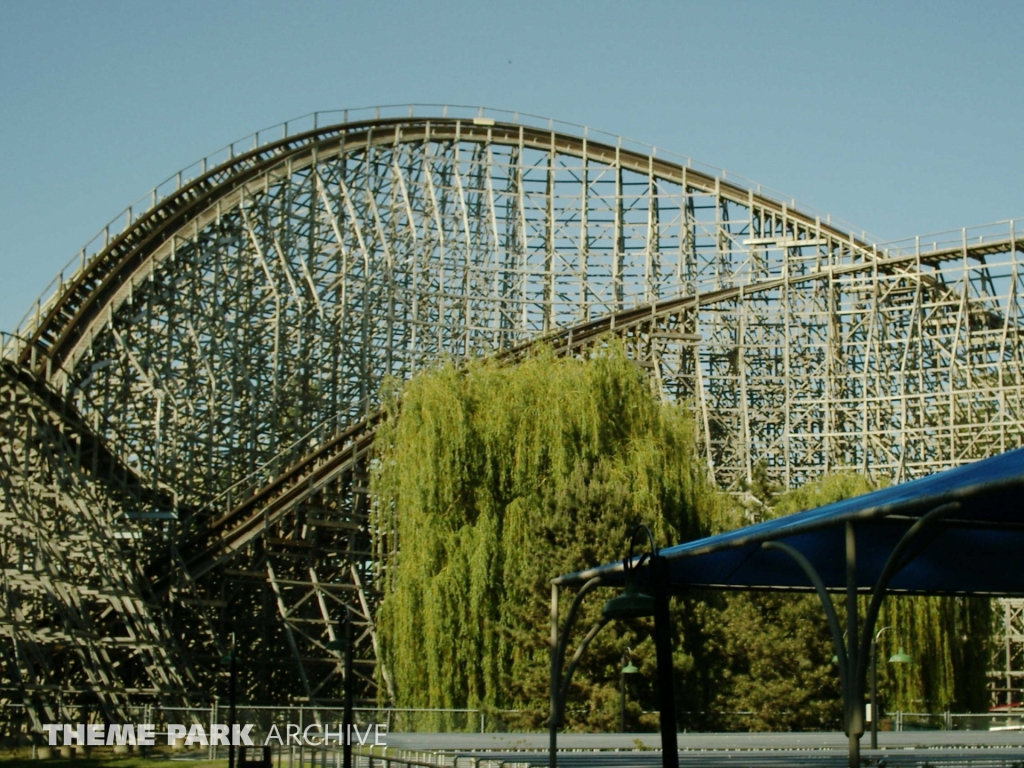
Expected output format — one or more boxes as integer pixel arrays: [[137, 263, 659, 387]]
[[552, 450, 1024, 768]]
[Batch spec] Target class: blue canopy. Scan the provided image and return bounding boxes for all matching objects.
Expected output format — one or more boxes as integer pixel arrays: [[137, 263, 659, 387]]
[[559, 447, 1024, 596]]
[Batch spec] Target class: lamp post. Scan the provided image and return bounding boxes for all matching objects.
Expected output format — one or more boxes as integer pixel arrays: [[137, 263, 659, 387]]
[[619, 651, 638, 732], [326, 606, 354, 768], [869, 626, 911, 749]]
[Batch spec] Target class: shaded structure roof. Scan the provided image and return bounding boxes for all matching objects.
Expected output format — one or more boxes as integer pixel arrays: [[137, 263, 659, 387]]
[[559, 447, 1024, 596]]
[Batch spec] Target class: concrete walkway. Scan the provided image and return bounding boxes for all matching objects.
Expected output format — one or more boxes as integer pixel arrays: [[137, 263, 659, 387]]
[[385, 730, 1024, 752], [380, 730, 1024, 766]]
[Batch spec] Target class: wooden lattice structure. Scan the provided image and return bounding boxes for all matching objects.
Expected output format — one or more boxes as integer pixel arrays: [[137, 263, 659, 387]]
[[2, 106, 1022, 730]]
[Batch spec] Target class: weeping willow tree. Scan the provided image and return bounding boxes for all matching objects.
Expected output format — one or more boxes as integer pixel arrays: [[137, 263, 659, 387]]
[[370, 344, 996, 731], [370, 343, 723, 727], [875, 582, 994, 713]]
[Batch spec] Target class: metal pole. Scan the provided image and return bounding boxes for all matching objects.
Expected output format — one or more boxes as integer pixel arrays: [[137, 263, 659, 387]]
[[652, 555, 678, 768], [845, 522, 860, 768], [229, 634, 237, 768], [211, 699, 218, 761], [619, 665, 626, 733], [549, 583, 559, 768], [343, 607, 353, 768], [870, 637, 878, 749]]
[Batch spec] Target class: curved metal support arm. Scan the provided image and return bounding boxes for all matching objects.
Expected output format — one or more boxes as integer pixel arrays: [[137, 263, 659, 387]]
[[556, 617, 612, 725], [549, 576, 607, 768], [854, 501, 960, 692], [554, 577, 604, 675], [762, 540, 849, 705]]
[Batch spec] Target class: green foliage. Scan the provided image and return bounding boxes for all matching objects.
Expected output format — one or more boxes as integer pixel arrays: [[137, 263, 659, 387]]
[[700, 592, 842, 730], [693, 473, 875, 731], [770, 472, 877, 516], [370, 343, 720, 727], [703, 472, 993, 726], [879, 593, 994, 712], [371, 348, 996, 731], [775, 473, 993, 714]]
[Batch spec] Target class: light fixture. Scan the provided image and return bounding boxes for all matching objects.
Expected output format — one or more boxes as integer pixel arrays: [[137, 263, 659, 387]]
[[603, 529, 657, 621], [889, 647, 912, 664], [602, 575, 655, 620]]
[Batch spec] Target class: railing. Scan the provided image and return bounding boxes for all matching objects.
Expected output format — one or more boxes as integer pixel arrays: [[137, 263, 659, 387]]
[[119, 704, 524, 738], [89, 702, 1024, 737], [311, 749, 443, 768], [890, 710, 1024, 732], [874, 218, 1020, 262], [115, 704, 523, 767], [6, 103, 870, 360], [13, 702, 1024, 765]]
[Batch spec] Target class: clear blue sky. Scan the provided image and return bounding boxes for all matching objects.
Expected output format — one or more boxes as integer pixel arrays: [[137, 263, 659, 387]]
[[1, 0, 1021, 333]]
